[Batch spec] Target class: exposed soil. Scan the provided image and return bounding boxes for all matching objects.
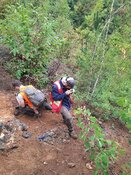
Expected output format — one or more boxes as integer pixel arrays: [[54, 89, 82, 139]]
[[0, 61, 92, 175], [0, 47, 131, 175], [0, 91, 91, 175]]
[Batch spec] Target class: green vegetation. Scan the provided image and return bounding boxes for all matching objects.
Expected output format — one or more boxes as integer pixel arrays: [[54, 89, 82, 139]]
[[0, 0, 130, 173], [0, 0, 16, 18], [0, 0, 74, 86], [73, 0, 131, 131], [76, 107, 120, 174]]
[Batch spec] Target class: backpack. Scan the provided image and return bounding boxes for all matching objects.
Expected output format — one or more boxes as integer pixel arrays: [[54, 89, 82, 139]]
[[23, 85, 45, 107]]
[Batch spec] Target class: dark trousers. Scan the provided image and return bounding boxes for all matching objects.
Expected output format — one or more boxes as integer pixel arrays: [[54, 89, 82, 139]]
[[39, 101, 52, 111], [15, 101, 52, 116], [60, 106, 74, 132]]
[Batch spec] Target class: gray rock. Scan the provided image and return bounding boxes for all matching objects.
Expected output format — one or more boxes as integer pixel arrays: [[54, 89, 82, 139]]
[[22, 131, 32, 138]]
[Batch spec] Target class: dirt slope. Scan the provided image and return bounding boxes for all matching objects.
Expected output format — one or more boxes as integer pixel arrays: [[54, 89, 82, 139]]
[[0, 92, 91, 175], [1, 87, 131, 175], [0, 66, 90, 175]]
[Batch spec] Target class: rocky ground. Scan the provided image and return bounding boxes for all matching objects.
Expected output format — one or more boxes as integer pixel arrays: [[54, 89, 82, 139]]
[[0, 91, 90, 175]]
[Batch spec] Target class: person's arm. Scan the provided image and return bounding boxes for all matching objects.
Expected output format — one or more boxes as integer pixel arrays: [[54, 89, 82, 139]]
[[52, 84, 66, 101], [16, 94, 25, 107], [18, 92, 39, 114]]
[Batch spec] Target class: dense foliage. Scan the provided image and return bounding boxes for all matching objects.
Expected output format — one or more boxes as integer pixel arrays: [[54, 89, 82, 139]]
[[76, 108, 120, 175], [0, 1, 130, 173], [72, 0, 131, 130], [0, 0, 74, 86], [0, 0, 16, 18]]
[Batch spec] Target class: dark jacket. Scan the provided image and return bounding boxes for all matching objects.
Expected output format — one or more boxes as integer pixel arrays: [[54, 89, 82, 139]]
[[52, 79, 71, 111]]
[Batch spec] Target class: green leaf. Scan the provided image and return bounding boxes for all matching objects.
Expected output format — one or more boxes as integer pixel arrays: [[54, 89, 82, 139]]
[[77, 118, 84, 129], [89, 135, 95, 141], [85, 127, 89, 134], [90, 117, 97, 123], [101, 154, 109, 168], [84, 142, 90, 150], [106, 140, 112, 145], [98, 140, 103, 148]]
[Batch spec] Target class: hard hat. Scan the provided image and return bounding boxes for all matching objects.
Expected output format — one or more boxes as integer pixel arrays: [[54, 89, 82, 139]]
[[66, 77, 75, 88]]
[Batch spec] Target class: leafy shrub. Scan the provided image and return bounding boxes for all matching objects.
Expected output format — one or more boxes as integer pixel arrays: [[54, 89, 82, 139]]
[[0, 0, 16, 18], [117, 98, 131, 132], [76, 107, 120, 175], [75, 0, 131, 129], [0, 0, 73, 87]]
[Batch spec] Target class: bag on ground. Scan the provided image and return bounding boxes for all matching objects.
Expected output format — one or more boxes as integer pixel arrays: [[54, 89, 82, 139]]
[[24, 86, 45, 106]]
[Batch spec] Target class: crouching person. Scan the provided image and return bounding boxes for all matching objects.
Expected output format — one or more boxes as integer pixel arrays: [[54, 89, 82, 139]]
[[50, 77, 77, 139], [12, 80, 52, 117]]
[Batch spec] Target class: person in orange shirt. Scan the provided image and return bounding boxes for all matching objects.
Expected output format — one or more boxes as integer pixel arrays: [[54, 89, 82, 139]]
[[12, 80, 52, 117]]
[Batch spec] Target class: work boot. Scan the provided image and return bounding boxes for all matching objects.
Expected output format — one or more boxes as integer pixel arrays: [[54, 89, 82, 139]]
[[44, 103, 52, 110], [14, 106, 27, 116], [14, 107, 21, 116], [69, 130, 77, 139]]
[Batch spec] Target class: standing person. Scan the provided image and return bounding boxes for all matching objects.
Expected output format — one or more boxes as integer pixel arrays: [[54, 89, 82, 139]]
[[50, 77, 77, 139], [12, 80, 52, 117]]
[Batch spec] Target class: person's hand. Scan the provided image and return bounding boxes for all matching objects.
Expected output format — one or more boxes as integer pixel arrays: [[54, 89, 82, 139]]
[[65, 90, 71, 95], [65, 89, 74, 95], [33, 108, 39, 114]]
